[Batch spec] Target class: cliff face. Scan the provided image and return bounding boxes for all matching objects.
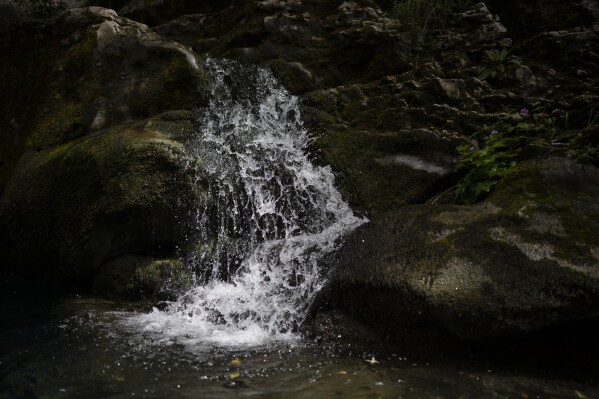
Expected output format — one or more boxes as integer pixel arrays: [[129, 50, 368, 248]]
[[1, 0, 598, 338]]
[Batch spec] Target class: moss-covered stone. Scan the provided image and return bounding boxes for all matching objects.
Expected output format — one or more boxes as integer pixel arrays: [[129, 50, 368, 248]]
[[326, 157, 599, 340], [304, 84, 469, 214], [0, 7, 207, 194], [92, 255, 193, 301], [0, 117, 203, 284], [0, 8, 210, 288]]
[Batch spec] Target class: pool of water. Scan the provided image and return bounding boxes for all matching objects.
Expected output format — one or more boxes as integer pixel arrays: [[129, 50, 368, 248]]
[[2, 277, 598, 399]]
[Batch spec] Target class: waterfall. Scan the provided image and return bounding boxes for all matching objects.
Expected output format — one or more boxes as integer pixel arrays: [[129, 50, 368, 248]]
[[123, 58, 364, 347]]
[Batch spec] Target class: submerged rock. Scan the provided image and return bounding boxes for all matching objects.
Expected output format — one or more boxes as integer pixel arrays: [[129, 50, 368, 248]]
[[326, 157, 599, 340]]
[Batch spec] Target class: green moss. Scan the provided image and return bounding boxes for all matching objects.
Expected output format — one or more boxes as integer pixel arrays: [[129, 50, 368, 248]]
[[13, 31, 99, 154], [267, 59, 315, 94], [25, 103, 86, 150], [130, 258, 193, 301], [1, 119, 202, 283], [127, 49, 204, 117], [92, 255, 193, 301], [312, 124, 444, 214]]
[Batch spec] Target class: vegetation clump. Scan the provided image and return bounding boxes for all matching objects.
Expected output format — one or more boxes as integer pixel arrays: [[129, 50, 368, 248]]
[[453, 109, 563, 204], [567, 105, 599, 167], [478, 48, 523, 81], [454, 131, 520, 204]]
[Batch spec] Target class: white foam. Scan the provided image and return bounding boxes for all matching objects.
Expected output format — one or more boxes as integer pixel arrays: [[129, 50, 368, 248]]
[[120, 58, 365, 350]]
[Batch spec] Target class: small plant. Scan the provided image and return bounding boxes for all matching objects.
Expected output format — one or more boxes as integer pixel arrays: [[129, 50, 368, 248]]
[[452, 107, 569, 204], [569, 141, 599, 165], [569, 129, 599, 166], [452, 105, 598, 204], [453, 131, 520, 204], [503, 113, 558, 141], [478, 48, 522, 81]]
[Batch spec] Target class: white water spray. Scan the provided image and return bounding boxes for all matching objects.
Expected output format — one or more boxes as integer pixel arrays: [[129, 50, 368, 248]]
[[123, 58, 364, 348]]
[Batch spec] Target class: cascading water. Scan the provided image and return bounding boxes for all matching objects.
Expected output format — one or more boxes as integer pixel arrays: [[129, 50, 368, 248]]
[[123, 58, 364, 347]]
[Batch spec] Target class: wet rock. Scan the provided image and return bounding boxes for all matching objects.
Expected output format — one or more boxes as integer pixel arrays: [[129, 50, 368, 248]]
[[95, 0, 235, 27], [92, 254, 192, 300], [2, 0, 598, 323], [430, 78, 468, 102], [267, 59, 316, 94], [522, 23, 599, 70], [0, 7, 207, 284], [303, 76, 484, 213], [326, 157, 599, 340], [302, 309, 381, 345], [0, 115, 202, 284], [443, 3, 509, 50]]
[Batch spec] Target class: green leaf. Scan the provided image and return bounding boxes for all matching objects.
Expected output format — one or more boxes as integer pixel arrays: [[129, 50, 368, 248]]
[[479, 69, 491, 80], [509, 58, 522, 66]]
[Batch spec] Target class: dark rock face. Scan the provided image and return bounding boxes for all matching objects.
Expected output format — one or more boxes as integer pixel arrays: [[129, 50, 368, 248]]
[[120, 0, 597, 216], [484, 0, 598, 40], [326, 157, 599, 340], [0, 7, 207, 286]]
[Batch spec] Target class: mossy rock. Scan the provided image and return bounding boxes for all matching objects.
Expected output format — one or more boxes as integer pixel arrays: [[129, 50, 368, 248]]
[[326, 157, 599, 340], [0, 7, 207, 193], [92, 255, 193, 301], [0, 116, 203, 284], [304, 85, 469, 214], [0, 8, 210, 290]]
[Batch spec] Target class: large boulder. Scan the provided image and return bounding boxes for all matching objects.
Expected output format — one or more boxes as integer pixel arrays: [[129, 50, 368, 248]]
[[325, 157, 599, 340], [0, 115, 201, 284], [0, 7, 207, 287]]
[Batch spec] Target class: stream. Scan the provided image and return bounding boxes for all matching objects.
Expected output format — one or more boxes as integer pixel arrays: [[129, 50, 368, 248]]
[[2, 283, 598, 399], [1, 59, 598, 399]]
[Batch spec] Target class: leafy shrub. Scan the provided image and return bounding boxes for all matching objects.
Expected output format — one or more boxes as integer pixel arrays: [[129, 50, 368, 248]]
[[478, 48, 522, 80], [453, 132, 520, 204], [569, 140, 599, 165], [567, 106, 599, 166], [453, 105, 599, 204], [452, 108, 572, 204]]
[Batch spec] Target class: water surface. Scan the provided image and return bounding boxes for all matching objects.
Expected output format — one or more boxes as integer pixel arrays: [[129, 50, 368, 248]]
[[2, 281, 598, 399]]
